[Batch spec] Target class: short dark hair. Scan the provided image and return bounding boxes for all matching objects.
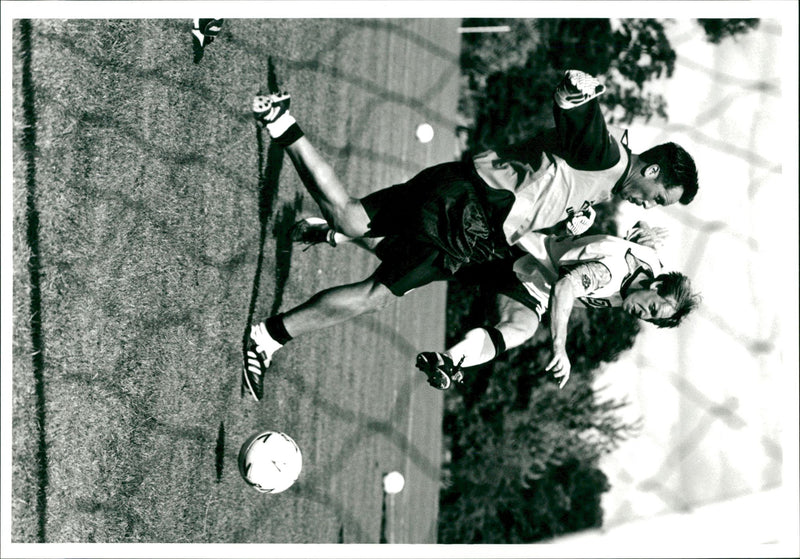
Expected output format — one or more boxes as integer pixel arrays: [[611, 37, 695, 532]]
[[646, 271, 701, 328], [639, 142, 699, 205]]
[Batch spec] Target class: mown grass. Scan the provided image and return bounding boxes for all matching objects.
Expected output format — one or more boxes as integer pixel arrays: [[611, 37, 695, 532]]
[[12, 18, 461, 543]]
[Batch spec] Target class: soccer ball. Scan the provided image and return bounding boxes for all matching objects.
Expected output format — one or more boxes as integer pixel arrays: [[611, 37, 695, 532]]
[[383, 471, 405, 494], [415, 122, 434, 143], [238, 430, 303, 494]]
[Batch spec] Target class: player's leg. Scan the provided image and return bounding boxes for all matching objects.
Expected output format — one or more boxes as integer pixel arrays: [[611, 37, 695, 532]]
[[244, 273, 395, 401], [253, 93, 371, 239], [493, 294, 541, 348], [290, 217, 379, 252], [244, 242, 450, 401], [191, 18, 223, 63], [280, 275, 394, 337], [284, 137, 372, 238], [416, 294, 540, 389]]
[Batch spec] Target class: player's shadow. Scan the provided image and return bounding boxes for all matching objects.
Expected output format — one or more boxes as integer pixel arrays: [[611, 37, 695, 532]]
[[241, 128, 284, 383], [241, 57, 288, 382], [214, 421, 226, 482], [270, 192, 303, 316]]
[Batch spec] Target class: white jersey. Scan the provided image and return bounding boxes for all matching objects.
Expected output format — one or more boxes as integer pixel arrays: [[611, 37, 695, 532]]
[[473, 138, 627, 245], [470, 94, 630, 247], [511, 234, 663, 311]]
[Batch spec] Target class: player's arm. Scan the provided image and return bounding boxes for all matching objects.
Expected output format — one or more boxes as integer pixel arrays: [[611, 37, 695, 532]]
[[625, 220, 669, 250], [545, 261, 612, 388], [552, 70, 619, 171]]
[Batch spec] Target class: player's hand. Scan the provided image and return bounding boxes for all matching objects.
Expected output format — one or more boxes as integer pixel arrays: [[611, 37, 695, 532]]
[[626, 221, 668, 249], [545, 348, 572, 389], [566, 206, 596, 236]]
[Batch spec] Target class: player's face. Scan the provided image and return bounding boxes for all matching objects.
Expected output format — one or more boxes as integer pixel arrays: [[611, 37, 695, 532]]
[[622, 283, 677, 323], [619, 164, 683, 209]]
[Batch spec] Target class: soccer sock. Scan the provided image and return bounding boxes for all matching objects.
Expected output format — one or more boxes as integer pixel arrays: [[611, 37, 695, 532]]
[[327, 229, 338, 247], [485, 326, 507, 355], [266, 314, 293, 345], [446, 328, 501, 367], [267, 115, 304, 147]]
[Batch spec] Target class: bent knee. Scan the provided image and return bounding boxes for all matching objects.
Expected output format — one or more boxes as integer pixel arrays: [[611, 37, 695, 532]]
[[327, 198, 370, 237], [499, 327, 534, 350], [496, 316, 539, 350], [361, 279, 395, 311]]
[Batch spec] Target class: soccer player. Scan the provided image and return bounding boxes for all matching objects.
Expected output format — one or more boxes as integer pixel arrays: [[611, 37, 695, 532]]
[[284, 219, 689, 391], [413, 225, 699, 391], [243, 70, 699, 401]]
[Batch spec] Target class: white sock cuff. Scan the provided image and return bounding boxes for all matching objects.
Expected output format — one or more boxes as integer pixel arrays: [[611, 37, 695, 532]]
[[266, 113, 297, 139], [446, 328, 496, 368]]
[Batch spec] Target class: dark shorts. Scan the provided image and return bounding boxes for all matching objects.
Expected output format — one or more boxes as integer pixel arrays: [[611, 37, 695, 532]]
[[360, 162, 514, 295], [453, 258, 545, 314]]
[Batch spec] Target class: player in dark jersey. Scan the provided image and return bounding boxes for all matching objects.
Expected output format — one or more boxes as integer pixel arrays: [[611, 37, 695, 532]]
[[242, 71, 700, 401]]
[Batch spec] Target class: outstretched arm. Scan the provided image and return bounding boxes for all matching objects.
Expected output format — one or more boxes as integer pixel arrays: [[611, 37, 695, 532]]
[[625, 220, 668, 250], [546, 276, 578, 388], [545, 261, 612, 388]]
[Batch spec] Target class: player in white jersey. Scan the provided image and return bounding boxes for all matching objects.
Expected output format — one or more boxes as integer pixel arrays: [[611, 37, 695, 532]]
[[415, 226, 700, 390], [242, 71, 700, 401], [286, 219, 696, 390]]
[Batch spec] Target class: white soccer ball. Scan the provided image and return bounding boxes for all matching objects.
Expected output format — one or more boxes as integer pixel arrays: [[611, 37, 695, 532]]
[[415, 123, 434, 143], [383, 471, 405, 494], [238, 430, 302, 494]]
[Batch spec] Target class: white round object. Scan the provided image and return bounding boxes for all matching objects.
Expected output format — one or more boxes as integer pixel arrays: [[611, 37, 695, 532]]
[[238, 430, 302, 494], [382, 471, 405, 494], [415, 123, 434, 144]]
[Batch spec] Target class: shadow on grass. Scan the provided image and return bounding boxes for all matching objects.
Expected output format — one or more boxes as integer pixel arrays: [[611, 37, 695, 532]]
[[231, 19, 461, 129], [215, 422, 226, 483], [240, 57, 286, 392], [270, 192, 304, 317], [19, 19, 49, 543], [290, 484, 372, 542], [274, 362, 441, 542], [242, 128, 283, 308]]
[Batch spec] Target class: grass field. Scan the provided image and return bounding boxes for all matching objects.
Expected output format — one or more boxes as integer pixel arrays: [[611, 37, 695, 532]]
[[12, 18, 461, 544]]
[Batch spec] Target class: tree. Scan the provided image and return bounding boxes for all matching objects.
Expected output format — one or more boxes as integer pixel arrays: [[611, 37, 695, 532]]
[[697, 19, 760, 44], [462, 18, 677, 151], [440, 162, 641, 543], [439, 374, 639, 543]]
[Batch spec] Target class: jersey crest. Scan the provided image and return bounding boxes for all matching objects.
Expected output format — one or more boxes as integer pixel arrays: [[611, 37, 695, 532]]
[[578, 247, 657, 308]]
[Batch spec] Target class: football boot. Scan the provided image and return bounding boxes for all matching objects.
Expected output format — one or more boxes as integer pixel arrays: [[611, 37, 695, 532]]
[[242, 322, 282, 401], [191, 18, 224, 63], [553, 69, 606, 108], [290, 217, 337, 249], [415, 352, 465, 390], [253, 91, 292, 127]]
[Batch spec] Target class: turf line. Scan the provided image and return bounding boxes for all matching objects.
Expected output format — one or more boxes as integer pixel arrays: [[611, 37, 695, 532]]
[[19, 19, 49, 543]]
